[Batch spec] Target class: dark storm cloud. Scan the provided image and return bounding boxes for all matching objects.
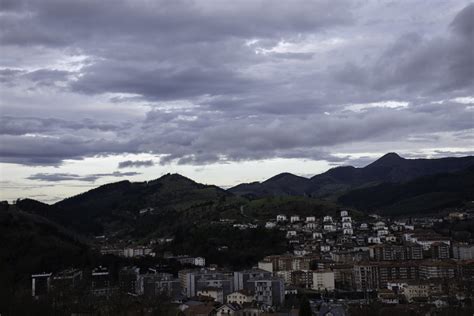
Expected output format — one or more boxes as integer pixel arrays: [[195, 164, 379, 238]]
[[118, 160, 155, 168], [0, 133, 138, 165], [0, 0, 353, 47], [0, 116, 127, 135], [71, 63, 254, 101], [26, 171, 140, 182], [0, 1, 473, 167], [337, 4, 474, 94]]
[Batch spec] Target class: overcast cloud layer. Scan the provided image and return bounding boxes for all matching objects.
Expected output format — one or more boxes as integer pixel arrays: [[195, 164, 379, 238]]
[[0, 0, 473, 199]]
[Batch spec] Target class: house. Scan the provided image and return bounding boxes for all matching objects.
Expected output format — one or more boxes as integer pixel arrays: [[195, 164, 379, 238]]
[[320, 245, 331, 252], [343, 228, 353, 235], [340, 210, 349, 217], [341, 216, 351, 223], [306, 216, 316, 222], [276, 215, 287, 222], [52, 269, 83, 291], [373, 221, 386, 230], [194, 257, 206, 267], [290, 215, 300, 223], [197, 287, 224, 303], [183, 303, 215, 316], [258, 261, 274, 273], [216, 303, 241, 316], [367, 236, 381, 244], [342, 221, 352, 228], [32, 272, 52, 297], [377, 229, 389, 237], [323, 216, 333, 223], [227, 289, 254, 305], [313, 232, 322, 239], [323, 224, 335, 232], [377, 289, 399, 304], [403, 280, 442, 302], [265, 222, 277, 229], [306, 222, 317, 230]]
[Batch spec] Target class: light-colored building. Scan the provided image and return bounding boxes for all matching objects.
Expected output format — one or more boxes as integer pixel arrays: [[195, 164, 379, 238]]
[[179, 269, 233, 298], [342, 216, 352, 223], [343, 228, 353, 235], [246, 277, 285, 306], [306, 216, 316, 222], [323, 224, 336, 232], [323, 216, 333, 223], [312, 271, 335, 291], [233, 269, 271, 292], [276, 215, 287, 222], [368, 236, 382, 244], [194, 257, 206, 267], [258, 261, 273, 273], [342, 222, 352, 229], [340, 210, 349, 217], [290, 215, 300, 223], [216, 303, 241, 316], [226, 289, 255, 305], [313, 232, 323, 239], [320, 245, 331, 252], [265, 222, 277, 229], [306, 222, 317, 230], [452, 243, 474, 260], [403, 280, 442, 302]]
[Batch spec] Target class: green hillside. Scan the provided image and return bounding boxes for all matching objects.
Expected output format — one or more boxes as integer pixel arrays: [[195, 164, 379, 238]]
[[338, 167, 474, 216]]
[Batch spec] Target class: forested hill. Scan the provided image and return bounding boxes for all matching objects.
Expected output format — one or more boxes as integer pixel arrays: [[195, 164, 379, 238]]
[[338, 166, 474, 215]]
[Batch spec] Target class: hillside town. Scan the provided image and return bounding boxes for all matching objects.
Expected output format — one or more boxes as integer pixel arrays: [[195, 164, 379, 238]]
[[29, 209, 474, 315]]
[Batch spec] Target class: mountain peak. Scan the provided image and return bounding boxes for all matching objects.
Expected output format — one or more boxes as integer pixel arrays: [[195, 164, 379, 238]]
[[367, 152, 405, 168], [264, 172, 305, 183]]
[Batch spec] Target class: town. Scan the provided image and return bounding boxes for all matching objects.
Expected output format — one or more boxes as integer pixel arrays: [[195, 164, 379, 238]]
[[27, 209, 474, 315]]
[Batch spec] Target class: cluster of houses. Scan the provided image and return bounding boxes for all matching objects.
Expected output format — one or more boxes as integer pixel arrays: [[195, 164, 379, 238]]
[[31, 266, 293, 315], [253, 210, 474, 308], [30, 210, 474, 315]]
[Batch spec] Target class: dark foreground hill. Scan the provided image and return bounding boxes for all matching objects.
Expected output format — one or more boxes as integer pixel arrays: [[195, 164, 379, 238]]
[[338, 166, 474, 215], [229, 153, 474, 198], [18, 173, 245, 236], [0, 206, 91, 301]]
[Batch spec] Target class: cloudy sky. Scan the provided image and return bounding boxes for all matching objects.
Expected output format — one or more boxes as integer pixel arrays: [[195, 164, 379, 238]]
[[1, 0, 473, 202]]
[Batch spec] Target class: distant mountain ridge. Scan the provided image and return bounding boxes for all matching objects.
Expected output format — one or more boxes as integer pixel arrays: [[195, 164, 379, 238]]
[[14, 153, 474, 237], [229, 153, 474, 197]]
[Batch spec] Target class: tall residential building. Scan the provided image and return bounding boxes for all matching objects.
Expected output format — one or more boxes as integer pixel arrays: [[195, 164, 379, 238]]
[[234, 269, 271, 292], [245, 277, 285, 306], [452, 243, 474, 260], [91, 266, 112, 296], [137, 272, 181, 297], [119, 266, 140, 294], [312, 270, 335, 291], [179, 269, 233, 297]]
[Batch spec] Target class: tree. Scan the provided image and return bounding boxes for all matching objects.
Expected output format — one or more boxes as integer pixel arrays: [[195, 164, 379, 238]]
[[299, 295, 312, 316]]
